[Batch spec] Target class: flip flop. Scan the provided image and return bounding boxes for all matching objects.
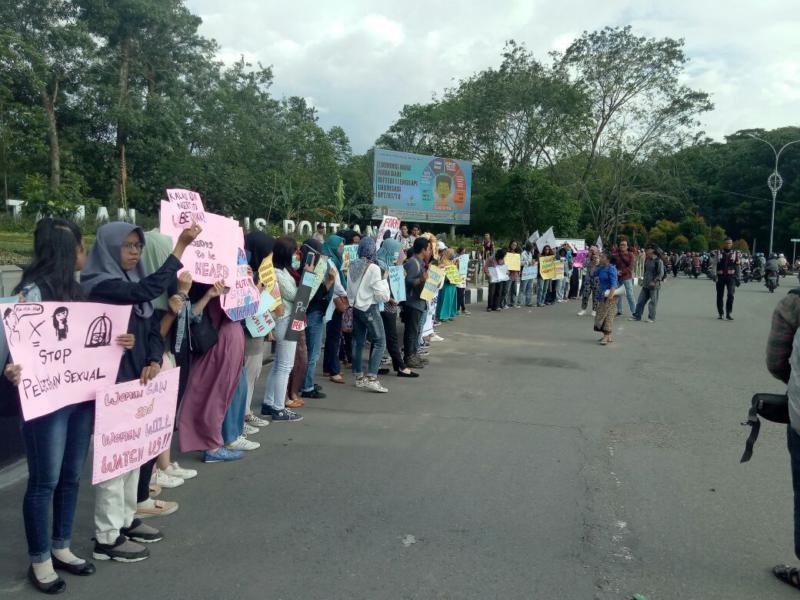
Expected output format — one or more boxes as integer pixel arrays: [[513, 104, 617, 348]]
[[329, 375, 345, 384]]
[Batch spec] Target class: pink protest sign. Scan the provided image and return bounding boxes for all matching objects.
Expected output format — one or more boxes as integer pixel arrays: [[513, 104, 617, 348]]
[[165, 188, 207, 226], [221, 248, 261, 321], [573, 250, 589, 269], [159, 202, 239, 285], [376, 215, 401, 249], [92, 368, 180, 485], [1, 301, 131, 421]]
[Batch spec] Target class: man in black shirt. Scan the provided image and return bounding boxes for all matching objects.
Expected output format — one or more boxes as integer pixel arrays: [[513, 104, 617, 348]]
[[711, 238, 740, 320]]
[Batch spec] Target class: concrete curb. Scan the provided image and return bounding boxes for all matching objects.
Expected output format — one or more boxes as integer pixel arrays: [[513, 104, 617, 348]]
[[0, 459, 27, 491]]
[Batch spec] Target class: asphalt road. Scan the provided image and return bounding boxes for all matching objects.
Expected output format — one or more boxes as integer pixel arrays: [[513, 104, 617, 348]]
[[0, 274, 798, 599]]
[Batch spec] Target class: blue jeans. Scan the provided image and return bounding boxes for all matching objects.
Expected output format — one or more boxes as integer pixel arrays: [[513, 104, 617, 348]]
[[22, 401, 94, 562], [222, 369, 248, 445], [536, 279, 549, 306], [519, 279, 534, 305], [616, 279, 636, 314], [789, 425, 800, 559], [352, 304, 387, 377], [302, 310, 325, 392]]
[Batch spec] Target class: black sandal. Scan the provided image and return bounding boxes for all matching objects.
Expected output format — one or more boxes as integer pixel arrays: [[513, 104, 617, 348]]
[[52, 555, 96, 576], [774, 565, 800, 589], [27, 565, 66, 595]]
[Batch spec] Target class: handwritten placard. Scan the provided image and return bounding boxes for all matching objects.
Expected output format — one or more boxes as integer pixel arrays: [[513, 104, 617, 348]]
[[2, 302, 131, 420], [458, 255, 469, 278], [444, 264, 463, 284], [376, 215, 401, 249], [521, 264, 538, 280], [342, 245, 358, 271], [92, 368, 180, 485], [388, 266, 406, 302], [420, 266, 445, 301], [257, 255, 281, 310], [554, 260, 565, 280], [221, 248, 260, 321], [245, 291, 277, 338], [166, 188, 206, 226], [505, 252, 521, 271], [539, 256, 555, 280], [159, 202, 239, 285]]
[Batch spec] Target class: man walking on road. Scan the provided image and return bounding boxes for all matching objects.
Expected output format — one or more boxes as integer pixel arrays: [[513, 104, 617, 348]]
[[629, 244, 665, 323], [766, 286, 800, 591], [613, 238, 636, 316], [711, 238, 740, 320], [402, 237, 431, 369]]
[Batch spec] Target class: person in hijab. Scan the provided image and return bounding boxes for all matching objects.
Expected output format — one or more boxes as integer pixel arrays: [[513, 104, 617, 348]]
[[322, 234, 348, 384], [299, 239, 337, 399], [376, 238, 419, 378], [81, 221, 200, 563], [346, 237, 391, 393], [436, 247, 458, 322], [337, 231, 360, 366], [140, 231, 198, 491], [242, 232, 275, 429], [260, 237, 303, 421]]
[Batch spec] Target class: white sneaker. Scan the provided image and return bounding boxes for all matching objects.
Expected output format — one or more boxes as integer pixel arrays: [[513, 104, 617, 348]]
[[151, 469, 184, 489], [363, 379, 389, 393], [645, 318, 655, 323], [163, 462, 197, 480], [244, 413, 270, 428], [591, 310, 596, 317], [577, 310, 586, 316], [243, 423, 260, 436], [355, 376, 366, 388], [431, 334, 445, 342], [226, 435, 260, 451]]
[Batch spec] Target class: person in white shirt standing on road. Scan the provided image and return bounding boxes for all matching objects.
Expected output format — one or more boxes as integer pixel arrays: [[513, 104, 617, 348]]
[[347, 237, 391, 393]]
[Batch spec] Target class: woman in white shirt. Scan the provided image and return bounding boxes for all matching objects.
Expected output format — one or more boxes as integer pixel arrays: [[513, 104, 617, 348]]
[[346, 237, 391, 393], [260, 237, 303, 422]]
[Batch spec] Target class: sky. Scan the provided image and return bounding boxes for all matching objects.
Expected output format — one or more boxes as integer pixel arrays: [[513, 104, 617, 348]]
[[186, 0, 800, 154]]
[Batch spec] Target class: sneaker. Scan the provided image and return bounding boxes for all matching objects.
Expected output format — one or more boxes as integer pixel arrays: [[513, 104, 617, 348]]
[[627, 317, 640, 322], [93, 535, 149, 563], [243, 423, 260, 436], [300, 388, 327, 399], [227, 435, 260, 451], [418, 349, 430, 356], [726, 314, 734, 321], [150, 469, 184, 489], [645, 318, 655, 323], [121, 519, 163, 544], [244, 413, 270, 428], [363, 379, 389, 393], [355, 376, 367, 388], [162, 462, 197, 480], [271, 409, 303, 422], [577, 310, 586, 316], [149, 483, 161, 498], [135, 498, 179, 519], [430, 334, 445, 342], [591, 311, 596, 317], [405, 356, 425, 369], [203, 447, 244, 463], [260, 404, 276, 417], [462, 310, 471, 315]]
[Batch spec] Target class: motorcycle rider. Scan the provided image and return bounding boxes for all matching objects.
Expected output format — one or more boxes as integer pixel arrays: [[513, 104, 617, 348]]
[[710, 237, 741, 321], [767, 253, 781, 291]]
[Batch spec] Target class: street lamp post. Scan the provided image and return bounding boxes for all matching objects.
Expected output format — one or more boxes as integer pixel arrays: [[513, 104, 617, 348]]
[[747, 133, 800, 256]]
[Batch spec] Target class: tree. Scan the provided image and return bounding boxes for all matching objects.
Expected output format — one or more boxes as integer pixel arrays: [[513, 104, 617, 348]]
[[690, 234, 708, 252], [671, 234, 689, 252]]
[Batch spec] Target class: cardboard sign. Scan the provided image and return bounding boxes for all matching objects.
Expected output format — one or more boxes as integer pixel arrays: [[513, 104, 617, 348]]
[[444, 264, 463, 284], [554, 260, 565, 280], [308, 256, 329, 299], [488, 264, 510, 283], [342, 245, 359, 271], [0, 295, 16, 371], [159, 202, 239, 285], [388, 266, 406, 302], [505, 253, 521, 271], [165, 188, 206, 226], [521, 265, 538, 280], [421, 266, 445, 301], [284, 253, 324, 342], [2, 302, 131, 421], [539, 256, 556, 280], [376, 215, 401, 249], [257, 255, 281, 310], [458, 255, 469, 278], [245, 291, 277, 338], [221, 248, 260, 321], [92, 368, 180, 485]]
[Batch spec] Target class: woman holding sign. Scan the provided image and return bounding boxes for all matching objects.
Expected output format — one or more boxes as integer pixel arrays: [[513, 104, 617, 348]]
[[3, 219, 135, 593], [376, 239, 419, 378], [346, 237, 391, 393], [81, 220, 200, 564]]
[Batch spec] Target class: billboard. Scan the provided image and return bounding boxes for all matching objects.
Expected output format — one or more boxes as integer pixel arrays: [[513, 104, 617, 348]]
[[373, 148, 472, 225]]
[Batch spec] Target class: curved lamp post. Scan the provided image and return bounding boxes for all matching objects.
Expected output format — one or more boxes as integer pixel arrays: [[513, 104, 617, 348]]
[[747, 133, 800, 255]]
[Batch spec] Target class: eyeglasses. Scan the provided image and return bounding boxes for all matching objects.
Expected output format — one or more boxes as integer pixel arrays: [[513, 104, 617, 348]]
[[122, 242, 144, 252]]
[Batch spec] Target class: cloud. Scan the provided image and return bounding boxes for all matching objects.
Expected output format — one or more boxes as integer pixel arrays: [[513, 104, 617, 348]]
[[186, 0, 800, 153]]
